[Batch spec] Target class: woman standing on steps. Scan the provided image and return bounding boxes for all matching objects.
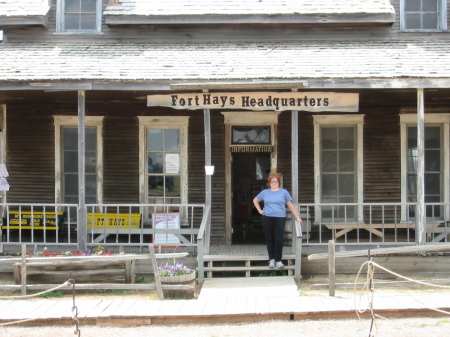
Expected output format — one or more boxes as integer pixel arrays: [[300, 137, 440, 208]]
[[252, 170, 302, 268]]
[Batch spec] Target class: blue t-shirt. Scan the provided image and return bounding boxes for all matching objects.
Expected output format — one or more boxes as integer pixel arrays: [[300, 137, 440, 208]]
[[255, 188, 292, 218]]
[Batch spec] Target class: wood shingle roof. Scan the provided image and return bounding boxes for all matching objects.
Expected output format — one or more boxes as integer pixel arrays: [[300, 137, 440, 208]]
[[0, 40, 448, 88]]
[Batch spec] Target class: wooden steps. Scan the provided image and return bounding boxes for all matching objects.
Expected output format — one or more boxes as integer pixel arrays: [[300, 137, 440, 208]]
[[202, 254, 296, 278]]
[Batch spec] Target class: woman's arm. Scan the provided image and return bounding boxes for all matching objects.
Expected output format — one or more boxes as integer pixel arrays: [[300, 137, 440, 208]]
[[286, 200, 302, 222], [253, 197, 264, 215]]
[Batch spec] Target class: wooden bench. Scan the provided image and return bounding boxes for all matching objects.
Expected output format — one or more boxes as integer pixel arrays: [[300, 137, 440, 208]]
[[1, 211, 64, 241], [325, 222, 443, 240]]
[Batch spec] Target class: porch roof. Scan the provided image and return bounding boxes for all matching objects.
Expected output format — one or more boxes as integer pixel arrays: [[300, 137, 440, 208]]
[[0, 0, 50, 26], [104, 0, 395, 25], [0, 39, 449, 90]]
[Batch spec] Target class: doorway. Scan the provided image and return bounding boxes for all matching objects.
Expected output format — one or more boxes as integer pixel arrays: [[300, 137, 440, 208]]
[[232, 152, 271, 244]]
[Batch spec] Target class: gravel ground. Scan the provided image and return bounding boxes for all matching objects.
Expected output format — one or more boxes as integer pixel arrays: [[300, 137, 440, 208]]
[[1, 317, 450, 337]]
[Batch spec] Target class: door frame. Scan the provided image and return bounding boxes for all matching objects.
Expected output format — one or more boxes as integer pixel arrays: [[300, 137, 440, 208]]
[[222, 111, 281, 245]]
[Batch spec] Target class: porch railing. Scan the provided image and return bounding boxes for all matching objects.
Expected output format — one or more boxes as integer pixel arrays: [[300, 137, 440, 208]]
[[0, 203, 206, 252], [297, 202, 450, 245]]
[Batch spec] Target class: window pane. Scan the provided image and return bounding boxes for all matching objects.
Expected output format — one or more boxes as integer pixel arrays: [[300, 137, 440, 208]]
[[64, 174, 78, 196], [86, 151, 96, 173], [322, 175, 337, 197], [63, 128, 78, 150], [148, 129, 163, 151], [65, 14, 80, 30], [322, 151, 337, 172], [85, 127, 96, 150], [81, 0, 97, 11], [339, 150, 354, 172], [65, 0, 80, 12], [165, 176, 180, 196], [406, 13, 421, 29], [85, 174, 96, 196], [425, 150, 440, 171], [423, 0, 438, 11], [423, 13, 438, 29], [80, 14, 96, 30], [408, 149, 418, 172], [425, 173, 440, 195], [408, 127, 417, 148], [149, 176, 164, 196], [405, 0, 421, 11], [232, 126, 270, 144], [321, 128, 337, 149], [425, 127, 440, 148], [338, 127, 354, 149], [148, 152, 163, 173], [165, 129, 180, 151], [338, 174, 354, 196], [64, 151, 77, 173]]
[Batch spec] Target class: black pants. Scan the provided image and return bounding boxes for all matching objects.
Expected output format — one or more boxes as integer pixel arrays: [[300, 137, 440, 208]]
[[261, 215, 286, 262]]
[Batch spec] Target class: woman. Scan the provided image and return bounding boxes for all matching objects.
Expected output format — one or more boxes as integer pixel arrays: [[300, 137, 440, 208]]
[[253, 171, 302, 268]]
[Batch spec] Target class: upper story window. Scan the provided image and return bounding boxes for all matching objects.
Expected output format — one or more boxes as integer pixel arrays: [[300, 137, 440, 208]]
[[57, 0, 102, 34], [401, 0, 447, 31]]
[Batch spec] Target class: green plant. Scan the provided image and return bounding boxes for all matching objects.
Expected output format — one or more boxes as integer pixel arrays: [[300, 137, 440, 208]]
[[37, 290, 65, 298]]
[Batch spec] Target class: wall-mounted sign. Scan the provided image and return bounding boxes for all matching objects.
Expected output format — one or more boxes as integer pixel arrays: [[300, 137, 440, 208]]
[[148, 92, 359, 112], [231, 146, 273, 153]]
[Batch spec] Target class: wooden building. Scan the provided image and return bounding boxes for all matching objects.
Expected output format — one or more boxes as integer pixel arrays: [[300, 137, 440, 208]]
[[0, 0, 450, 254]]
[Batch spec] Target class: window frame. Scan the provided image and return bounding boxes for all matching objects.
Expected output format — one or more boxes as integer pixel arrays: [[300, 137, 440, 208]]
[[56, 0, 103, 34], [53, 115, 104, 205], [400, 113, 450, 221], [138, 116, 189, 207], [313, 114, 364, 224], [400, 0, 447, 32]]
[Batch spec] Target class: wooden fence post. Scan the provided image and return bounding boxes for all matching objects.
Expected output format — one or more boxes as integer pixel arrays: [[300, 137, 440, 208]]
[[148, 244, 164, 300], [328, 240, 335, 297], [21, 244, 27, 295]]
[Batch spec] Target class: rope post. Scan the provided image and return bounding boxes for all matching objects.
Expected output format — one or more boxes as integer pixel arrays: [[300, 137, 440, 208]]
[[328, 240, 335, 297], [21, 244, 27, 295]]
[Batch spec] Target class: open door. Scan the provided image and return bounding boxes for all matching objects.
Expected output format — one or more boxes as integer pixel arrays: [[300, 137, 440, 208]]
[[232, 153, 271, 244]]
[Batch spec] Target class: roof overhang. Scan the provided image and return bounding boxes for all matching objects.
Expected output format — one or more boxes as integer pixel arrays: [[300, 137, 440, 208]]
[[105, 13, 395, 26]]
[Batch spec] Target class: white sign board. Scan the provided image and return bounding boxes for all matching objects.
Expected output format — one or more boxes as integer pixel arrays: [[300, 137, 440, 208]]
[[0, 164, 8, 178], [152, 212, 180, 245], [148, 92, 359, 112], [0, 177, 9, 191]]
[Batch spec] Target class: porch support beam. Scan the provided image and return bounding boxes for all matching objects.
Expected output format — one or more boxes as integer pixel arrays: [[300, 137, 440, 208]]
[[416, 88, 426, 245], [203, 90, 212, 253], [77, 90, 87, 252]]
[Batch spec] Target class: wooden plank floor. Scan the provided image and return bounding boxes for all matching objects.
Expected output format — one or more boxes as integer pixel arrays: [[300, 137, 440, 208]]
[[1, 281, 450, 326]]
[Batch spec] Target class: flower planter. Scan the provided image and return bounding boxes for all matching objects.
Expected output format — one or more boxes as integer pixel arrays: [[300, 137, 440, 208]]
[[160, 271, 196, 284]]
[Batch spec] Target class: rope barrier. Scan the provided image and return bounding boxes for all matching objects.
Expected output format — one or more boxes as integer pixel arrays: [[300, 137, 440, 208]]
[[0, 279, 80, 336], [353, 259, 450, 337]]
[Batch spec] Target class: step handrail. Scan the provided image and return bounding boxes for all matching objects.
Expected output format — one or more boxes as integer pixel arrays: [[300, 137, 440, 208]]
[[197, 205, 211, 285]]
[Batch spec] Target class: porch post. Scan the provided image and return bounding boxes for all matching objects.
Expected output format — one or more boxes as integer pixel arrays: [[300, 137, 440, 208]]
[[416, 88, 426, 245], [203, 95, 212, 254], [291, 107, 302, 281], [77, 90, 87, 252]]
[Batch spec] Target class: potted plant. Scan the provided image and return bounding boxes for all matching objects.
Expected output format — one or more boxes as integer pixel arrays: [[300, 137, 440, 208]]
[[158, 262, 195, 284]]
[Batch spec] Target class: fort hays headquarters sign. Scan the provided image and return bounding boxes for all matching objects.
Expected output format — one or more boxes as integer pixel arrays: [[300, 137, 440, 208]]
[[148, 92, 359, 112]]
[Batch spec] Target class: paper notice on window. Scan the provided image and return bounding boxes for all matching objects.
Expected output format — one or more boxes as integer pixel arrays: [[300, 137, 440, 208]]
[[165, 153, 180, 174], [0, 164, 8, 177]]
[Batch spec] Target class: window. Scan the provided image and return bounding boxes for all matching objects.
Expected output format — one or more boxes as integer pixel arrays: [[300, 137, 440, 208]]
[[54, 116, 104, 205], [57, 0, 102, 33], [314, 115, 364, 223], [138, 117, 189, 207], [400, 114, 450, 221], [232, 126, 271, 144], [401, 0, 447, 31]]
